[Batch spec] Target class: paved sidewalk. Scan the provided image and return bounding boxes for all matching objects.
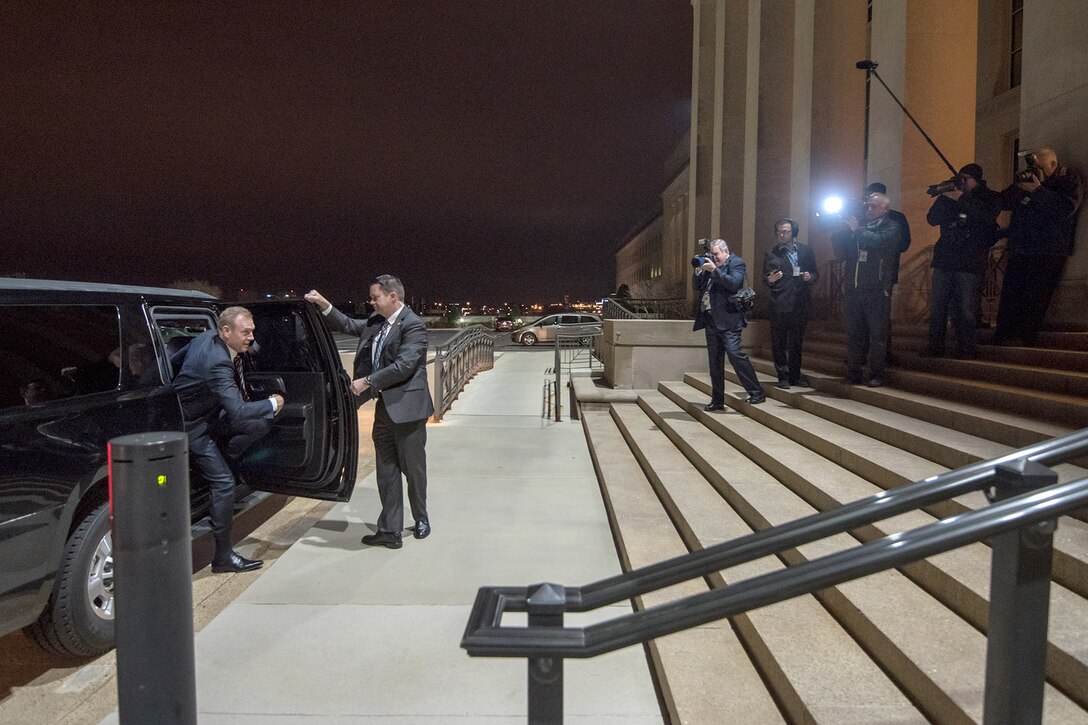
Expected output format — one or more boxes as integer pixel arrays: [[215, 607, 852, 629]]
[[103, 351, 659, 723]]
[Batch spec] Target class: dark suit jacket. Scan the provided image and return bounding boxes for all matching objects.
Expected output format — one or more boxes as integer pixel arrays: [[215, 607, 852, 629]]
[[173, 330, 274, 434], [324, 305, 435, 424], [762, 242, 819, 318], [692, 254, 748, 332]]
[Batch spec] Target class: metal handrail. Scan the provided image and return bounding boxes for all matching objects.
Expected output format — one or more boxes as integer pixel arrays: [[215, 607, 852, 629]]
[[461, 427, 1088, 723], [431, 325, 494, 421], [548, 328, 603, 421], [602, 297, 689, 320]]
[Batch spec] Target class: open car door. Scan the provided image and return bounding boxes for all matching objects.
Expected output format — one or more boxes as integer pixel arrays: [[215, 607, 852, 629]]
[[238, 300, 358, 501]]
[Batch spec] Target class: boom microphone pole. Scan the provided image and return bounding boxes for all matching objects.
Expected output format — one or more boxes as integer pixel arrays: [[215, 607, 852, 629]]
[[856, 59, 958, 177]]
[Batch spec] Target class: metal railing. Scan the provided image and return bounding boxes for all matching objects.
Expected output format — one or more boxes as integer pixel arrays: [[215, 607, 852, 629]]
[[981, 243, 1007, 326], [431, 325, 494, 421], [545, 328, 602, 421], [461, 428, 1088, 724], [825, 245, 1006, 325], [602, 297, 689, 320]]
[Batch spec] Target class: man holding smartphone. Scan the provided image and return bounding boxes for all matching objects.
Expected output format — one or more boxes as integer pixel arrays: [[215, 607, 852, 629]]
[[763, 218, 819, 389]]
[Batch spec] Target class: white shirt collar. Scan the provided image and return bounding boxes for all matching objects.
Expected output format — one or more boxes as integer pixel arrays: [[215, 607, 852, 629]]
[[383, 305, 405, 328]]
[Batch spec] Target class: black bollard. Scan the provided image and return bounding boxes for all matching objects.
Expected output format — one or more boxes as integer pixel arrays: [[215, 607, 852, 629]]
[[109, 431, 197, 725]]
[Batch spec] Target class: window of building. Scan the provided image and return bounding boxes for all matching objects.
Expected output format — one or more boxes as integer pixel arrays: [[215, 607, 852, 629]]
[[1011, 0, 1023, 88]]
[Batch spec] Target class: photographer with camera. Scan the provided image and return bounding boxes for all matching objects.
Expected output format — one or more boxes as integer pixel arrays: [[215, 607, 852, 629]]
[[692, 238, 766, 409], [763, 218, 818, 389], [831, 193, 902, 387], [924, 163, 1001, 358], [993, 147, 1083, 346], [864, 182, 912, 363]]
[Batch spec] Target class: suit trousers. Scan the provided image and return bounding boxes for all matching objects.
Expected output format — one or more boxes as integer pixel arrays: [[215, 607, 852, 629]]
[[769, 312, 807, 384], [703, 317, 763, 401], [928, 269, 981, 355], [843, 288, 890, 380], [995, 253, 1067, 344], [188, 416, 271, 560], [373, 397, 428, 533]]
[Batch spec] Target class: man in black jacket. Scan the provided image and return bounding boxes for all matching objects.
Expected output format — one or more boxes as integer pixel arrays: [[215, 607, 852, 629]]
[[762, 218, 819, 388], [865, 182, 912, 363], [994, 147, 1083, 345], [693, 239, 766, 409], [925, 163, 1001, 358], [174, 307, 285, 573], [832, 194, 902, 387]]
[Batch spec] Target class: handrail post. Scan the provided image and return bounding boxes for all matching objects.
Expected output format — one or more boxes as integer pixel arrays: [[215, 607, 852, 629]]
[[982, 460, 1059, 725], [527, 583, 566, 724], [553, 339, 561, 421], [432, 347, 445, 422]]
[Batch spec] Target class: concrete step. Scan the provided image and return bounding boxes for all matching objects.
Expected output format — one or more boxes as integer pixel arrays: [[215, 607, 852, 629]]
[[808, 325, 1088, 354], [631, 389, 1087, 724], [804, 329, 1088, 392], [748, 357, 1073, 450], [688, 368, 1088, 595], [580, 409, 782, 724], [608, 403, 926, 723], [658, 379, 1088, 709], [794, 349, 1088, 428], [746, 358, 1088, 524]]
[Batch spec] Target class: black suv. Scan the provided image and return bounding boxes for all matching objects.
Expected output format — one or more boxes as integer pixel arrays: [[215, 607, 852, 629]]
[[0, 278, 358, 656]]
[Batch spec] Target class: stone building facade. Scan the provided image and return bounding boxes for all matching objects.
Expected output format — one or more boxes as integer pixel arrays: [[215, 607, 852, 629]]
[[617, 0, 1086, 330]]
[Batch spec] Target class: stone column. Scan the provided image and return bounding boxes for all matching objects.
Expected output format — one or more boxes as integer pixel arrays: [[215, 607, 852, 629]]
[[1020, 1, 1088, 329], [869, 0, 978, 324], [754, 0, 815, 306], [808, 0, 868, 311], [688, 0, 718, 244], [714, 0, 761, 264]]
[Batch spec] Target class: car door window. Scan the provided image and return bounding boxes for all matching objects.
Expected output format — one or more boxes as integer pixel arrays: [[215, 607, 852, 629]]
[[559, 315, 579, 325], [0, 305, 121, 408], [152, 308, 217, 378]]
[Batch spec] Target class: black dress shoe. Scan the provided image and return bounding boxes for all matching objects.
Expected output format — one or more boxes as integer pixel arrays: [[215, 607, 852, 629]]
[[746, 394, 767, 404], [211, 552, 263, 573], [791, 375, 811, 387], [362, 531, 403, 549], [866, 378, 884, 388], [775, 380, 790, 390], [412, 519, 431, 539], [703, 402, 724, 411]]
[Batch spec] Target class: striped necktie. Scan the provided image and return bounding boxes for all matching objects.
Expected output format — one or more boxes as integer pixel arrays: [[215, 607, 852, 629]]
[[372, 323, 390, 368], [233, 354, 250, 402]]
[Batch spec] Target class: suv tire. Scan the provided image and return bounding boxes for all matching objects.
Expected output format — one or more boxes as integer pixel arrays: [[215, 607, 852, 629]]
[[25, 502, 115, 657], [521, 332, 537, 346]]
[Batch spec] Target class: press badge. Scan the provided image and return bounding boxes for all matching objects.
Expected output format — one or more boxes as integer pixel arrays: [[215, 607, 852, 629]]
[[858, 250, 868, 263], [792, 264, 801, 276]]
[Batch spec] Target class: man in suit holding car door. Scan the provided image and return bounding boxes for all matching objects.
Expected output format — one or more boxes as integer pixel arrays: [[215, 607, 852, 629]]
[[306, 275, 433, 550]]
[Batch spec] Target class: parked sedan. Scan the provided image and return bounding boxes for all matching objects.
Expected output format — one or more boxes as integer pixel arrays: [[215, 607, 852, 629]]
[[511, 313, 602, 346], [493, 315, 514, 332]]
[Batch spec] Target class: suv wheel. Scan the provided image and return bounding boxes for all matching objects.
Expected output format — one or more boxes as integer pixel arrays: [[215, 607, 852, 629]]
[[25, 502, 115, 656], [521, 332, 537, 346]]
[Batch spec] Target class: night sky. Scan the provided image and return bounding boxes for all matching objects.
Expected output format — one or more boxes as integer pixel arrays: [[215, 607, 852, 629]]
[[2, 2, 692, 303]]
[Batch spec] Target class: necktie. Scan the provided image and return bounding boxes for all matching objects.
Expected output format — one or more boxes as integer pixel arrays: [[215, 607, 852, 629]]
[[372, 323, 390, 368], [233, 354, 251, 402]]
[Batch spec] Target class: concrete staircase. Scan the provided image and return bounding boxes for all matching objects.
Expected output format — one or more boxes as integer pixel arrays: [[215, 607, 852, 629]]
[[575, 334, 1088, 723], [795, 323, 1088, 429]]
